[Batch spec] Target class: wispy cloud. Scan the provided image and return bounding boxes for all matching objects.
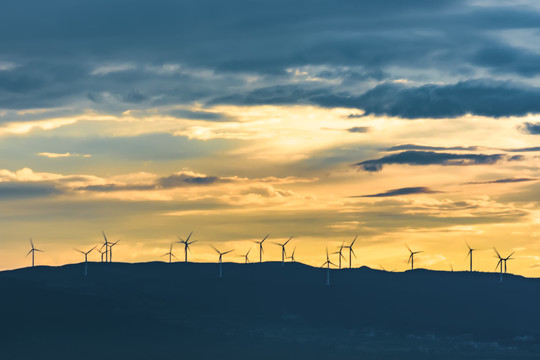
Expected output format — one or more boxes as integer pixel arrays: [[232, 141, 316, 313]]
[[352, 187, 440, 197], [355, 150, 507, 172], [466, 178, 537, 185], [91, 63, 136, 76], [38, 152, 91, 158]]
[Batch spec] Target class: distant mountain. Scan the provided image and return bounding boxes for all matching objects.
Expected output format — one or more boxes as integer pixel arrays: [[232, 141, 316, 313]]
[[1, 262, 539, 359]]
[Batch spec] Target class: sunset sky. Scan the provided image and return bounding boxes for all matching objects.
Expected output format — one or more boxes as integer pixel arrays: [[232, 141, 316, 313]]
[[2, 0, 540, 274]]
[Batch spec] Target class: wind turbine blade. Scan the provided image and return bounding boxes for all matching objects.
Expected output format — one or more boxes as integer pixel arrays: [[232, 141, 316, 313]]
[[405, 244, 412, 253], [408, 254, 412, 264], [210, 244, 220, 254], [351, 235, 357, 247], [507, 252, 515, 259], [177, 235, 185, 243], [172, 254, 178, 259], [351, 248, 356, 258], [30, 238, 34, 249], [102, 231, 108, 243], [262, 234, 269, 243], [186, 232, 193, 242], [189, 240, 198, 245], [74, 248, 84, 254], [329, 261, 337, 267], [223, 250, 234, 255], [465, 241, 472, 251], [493, 247, 502, 259], [26, 249, 32, 257], [284, 236, 293, 245]]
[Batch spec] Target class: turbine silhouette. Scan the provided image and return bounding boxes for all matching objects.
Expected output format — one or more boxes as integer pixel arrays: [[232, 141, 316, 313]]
[[177, 232, 197, 262], [101, 231, 110, 263], [254, 234, 269, 263], [211, 245, 233, 278], [74, 246, 95, 276], [465, 242, 476, 272], [287, 247, 297, 262], [344, 235, 357, 269], [109, 240, 120, 263], [241, 247, 252, 264], [406, 244, 422, 270], [27, 238, 43, 268], [332, 243, 346, 269], [494, 247, 515, 281], [273, 236, 293, 265], [162, 242, 177, 264], [321, 247, 336, 285]]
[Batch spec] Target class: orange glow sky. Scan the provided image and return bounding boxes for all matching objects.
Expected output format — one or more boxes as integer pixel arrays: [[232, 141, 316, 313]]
[[2, 0, 540, 275]]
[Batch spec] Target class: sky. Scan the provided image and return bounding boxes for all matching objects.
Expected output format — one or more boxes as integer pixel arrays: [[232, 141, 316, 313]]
[[2, 0, 540, 274]]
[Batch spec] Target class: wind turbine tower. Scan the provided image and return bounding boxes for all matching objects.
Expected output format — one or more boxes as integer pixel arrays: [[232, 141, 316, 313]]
[[242, 248, 252, 264], [162, 242, 176, 263], [273, 236, 293, 265], [406, 244, 422, 270], [321, 247, 336, 285], [466, 242, 476, 272], [333, 243, 346, 269], [288, 247, 296, 262], [101, 231, 110, 263], [344, 235, 357, 269], [255, 234, 269, 263], [75, 246, 95, 276], [27, 238, 43, 268], [211, 245, 233, 278], [109, 240, 120, 263], [177, 232, 197, 262]]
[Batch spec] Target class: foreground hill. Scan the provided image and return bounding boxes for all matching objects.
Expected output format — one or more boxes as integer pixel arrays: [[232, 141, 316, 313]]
[[1, 262, 539, 359]]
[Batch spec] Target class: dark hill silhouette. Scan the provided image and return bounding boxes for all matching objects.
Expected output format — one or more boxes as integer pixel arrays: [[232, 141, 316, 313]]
[[1, 262, 539, 359]]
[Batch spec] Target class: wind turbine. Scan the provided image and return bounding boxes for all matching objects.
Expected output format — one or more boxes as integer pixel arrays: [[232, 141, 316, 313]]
[[288, 247, 297, 262], [254, 234, 269, 263], [109, 240, 120, 263], [177, 232, 197, 262], [74, 246, 95, 276], [241, 248, 252, 264], [406, 244, 422, 270], [211, 245, 233, 278], [494, 247, 515, 277], [273, 236, 293, 265], [162, 242, 177, 264], [101, 231, 110, 263], [332, 243, 346, 269], [97, 247, 106, 262], [27, 238, 43, 268], [465, 242, 476, 272], [344, 235, 357, 269], [321, 247, 337, 286]]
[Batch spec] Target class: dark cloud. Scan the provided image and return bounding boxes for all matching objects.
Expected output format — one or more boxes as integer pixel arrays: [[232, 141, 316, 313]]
[[466, 178, 537, 185], [386, 144, 479, 151], [0, 1, 539, 117], [352, 186, 440, 197], [167, 109, 231, 122], [355, 150, 506, 172], [0, 182, 61, 199], [520, 122, 540, 135], [323, 79, 540, 119], [347, 126, 370, 133], [158, 173, 230, 188], [505, 146, 540, 152], [77, 172, 232, 192], [78, 184, 155, 192]]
